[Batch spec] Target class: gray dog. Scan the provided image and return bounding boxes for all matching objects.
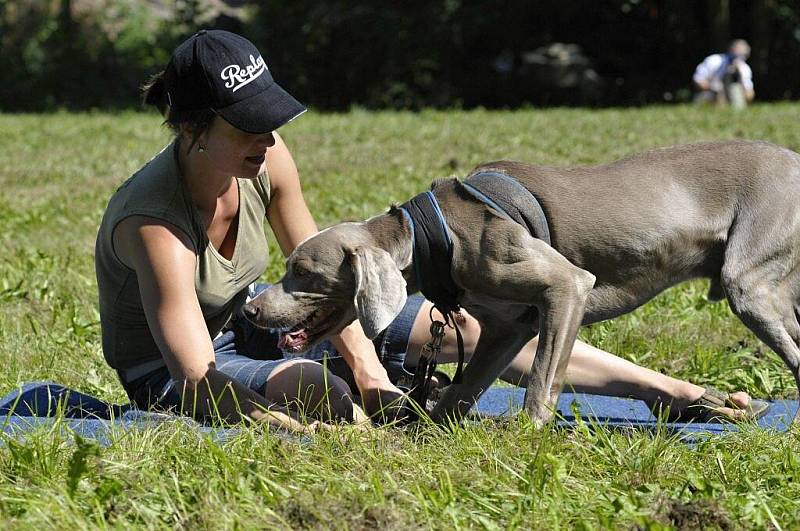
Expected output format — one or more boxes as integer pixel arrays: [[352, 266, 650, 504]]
[[243, 140, 800, 425]]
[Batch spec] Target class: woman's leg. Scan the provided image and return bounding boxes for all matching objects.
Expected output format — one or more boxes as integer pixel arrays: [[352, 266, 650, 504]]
[[217, 286, 368, 423], [263, 359, 363, 423], [404, 302, 753, 415]]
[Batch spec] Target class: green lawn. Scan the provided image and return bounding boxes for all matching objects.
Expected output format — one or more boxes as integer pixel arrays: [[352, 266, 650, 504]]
[[0, 105, 799, 528]]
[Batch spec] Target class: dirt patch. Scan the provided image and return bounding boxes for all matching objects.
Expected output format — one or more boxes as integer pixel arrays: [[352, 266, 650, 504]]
[[647, 497, 735, 531], [361, 505, 418, 531], [281, 493, 421, 530], [283, 498, 320, 529]]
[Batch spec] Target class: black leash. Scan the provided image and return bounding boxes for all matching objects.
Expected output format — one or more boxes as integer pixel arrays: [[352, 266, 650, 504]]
[[446, 309, 466, 385], [406, 306, 467, 409], [408, 314, 445, 408]]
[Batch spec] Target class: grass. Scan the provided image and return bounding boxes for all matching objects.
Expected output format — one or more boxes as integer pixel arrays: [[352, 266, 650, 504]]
[[0, 104, 799, 528]]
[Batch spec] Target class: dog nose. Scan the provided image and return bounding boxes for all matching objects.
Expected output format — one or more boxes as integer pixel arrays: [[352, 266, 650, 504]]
[[242, 305, 260, 319]]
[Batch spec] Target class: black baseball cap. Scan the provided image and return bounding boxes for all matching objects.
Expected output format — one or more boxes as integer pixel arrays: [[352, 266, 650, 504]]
[[164, 29, 306, 134]]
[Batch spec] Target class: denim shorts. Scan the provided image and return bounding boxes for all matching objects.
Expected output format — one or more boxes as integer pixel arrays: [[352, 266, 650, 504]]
[[119, 283, 425, 410]]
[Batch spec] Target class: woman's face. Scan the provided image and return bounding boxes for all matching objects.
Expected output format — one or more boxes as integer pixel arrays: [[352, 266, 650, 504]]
[[190, 116, 276, 179]]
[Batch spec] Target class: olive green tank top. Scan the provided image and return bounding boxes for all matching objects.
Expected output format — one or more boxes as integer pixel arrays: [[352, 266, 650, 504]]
[[95, 140, 270, 370]]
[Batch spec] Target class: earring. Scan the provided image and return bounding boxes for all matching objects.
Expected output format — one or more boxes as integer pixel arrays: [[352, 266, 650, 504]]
[[198, 145, 206, 153]]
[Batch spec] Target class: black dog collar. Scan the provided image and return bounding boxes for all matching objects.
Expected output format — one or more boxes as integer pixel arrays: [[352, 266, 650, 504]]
[[399, 191, 462, 315]]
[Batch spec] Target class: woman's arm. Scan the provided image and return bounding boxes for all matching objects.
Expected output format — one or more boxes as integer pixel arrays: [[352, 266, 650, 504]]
[[114, 215, 312, 431], [264, 132, 318, 255], [265, 133, 403, 409]]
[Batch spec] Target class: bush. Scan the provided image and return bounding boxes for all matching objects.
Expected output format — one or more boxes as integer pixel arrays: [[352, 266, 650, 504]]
[[0, 0, 243, 110], [1, 0, 799, 110]]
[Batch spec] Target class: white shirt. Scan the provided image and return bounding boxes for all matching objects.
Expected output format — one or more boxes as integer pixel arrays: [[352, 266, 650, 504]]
[[693, 53, 753, 92]]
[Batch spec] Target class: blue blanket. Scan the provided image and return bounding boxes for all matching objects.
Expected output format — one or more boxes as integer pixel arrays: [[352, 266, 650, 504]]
[[1, 382, 796, 445], [474, 387, 798, 435], [0, 382, 237, 445]]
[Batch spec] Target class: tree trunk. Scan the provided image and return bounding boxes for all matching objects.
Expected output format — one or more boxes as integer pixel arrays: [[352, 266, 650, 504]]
[[59, 0, 73, 35], [750, 0, 771, 83], [707, 0, 730, 49]]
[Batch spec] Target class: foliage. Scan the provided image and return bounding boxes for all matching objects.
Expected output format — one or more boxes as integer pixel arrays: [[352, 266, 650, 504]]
[[0, 0, 244, 110], [2, 1, 800, 110]]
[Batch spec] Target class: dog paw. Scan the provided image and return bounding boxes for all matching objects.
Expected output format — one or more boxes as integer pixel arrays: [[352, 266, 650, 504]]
[[526, 407, 555, 429], [530, 416, 548, 430]]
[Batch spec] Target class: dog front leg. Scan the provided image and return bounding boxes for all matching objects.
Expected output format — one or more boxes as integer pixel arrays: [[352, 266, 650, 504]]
[[462, 239, 595, 426], [429, 324, 532, 424], [524, 283, 592, 426]]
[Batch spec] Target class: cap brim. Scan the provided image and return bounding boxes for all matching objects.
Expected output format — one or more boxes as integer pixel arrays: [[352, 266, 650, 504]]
[[215, 82, 306, 134]]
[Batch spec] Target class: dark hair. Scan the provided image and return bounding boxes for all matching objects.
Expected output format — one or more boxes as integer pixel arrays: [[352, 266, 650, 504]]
[[141, 70, 216, 152]]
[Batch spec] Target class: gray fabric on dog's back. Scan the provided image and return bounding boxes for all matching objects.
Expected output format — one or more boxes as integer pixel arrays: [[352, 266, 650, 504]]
[[463, 171, 551, 245]]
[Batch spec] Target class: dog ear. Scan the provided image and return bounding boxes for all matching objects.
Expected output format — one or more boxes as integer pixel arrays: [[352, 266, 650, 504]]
[[350, 247, 407, 339]]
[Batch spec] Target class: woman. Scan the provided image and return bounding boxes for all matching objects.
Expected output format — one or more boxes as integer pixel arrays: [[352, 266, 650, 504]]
[[95, 30, 766, 431]]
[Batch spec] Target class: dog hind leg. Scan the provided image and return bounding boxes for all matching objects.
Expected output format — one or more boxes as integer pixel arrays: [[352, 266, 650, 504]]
[[724, 271, 800, 419]]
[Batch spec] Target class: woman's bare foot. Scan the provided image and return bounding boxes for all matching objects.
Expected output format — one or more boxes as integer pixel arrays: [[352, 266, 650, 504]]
[[652, 385, 764, 422], [708, 390, 755, 420]]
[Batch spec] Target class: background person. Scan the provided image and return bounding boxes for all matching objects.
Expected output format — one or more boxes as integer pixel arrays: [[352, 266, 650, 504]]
[[96, 30, 766, 432], [693, 39, 755, 108]]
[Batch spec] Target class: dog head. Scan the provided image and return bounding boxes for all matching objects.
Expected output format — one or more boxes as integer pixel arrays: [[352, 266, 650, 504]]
[[242, 222, 408, 353]]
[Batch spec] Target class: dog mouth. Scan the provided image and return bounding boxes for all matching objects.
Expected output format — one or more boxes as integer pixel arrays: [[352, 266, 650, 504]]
[[277, 308, 342, 354]]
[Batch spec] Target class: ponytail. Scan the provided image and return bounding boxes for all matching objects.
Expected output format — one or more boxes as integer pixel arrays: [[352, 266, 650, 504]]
[[141, 71, 169, 116], [140, 69, 214, 143]]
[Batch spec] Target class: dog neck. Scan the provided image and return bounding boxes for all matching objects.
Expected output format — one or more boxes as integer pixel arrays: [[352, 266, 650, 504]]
[[364, 207, 417, 292]]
